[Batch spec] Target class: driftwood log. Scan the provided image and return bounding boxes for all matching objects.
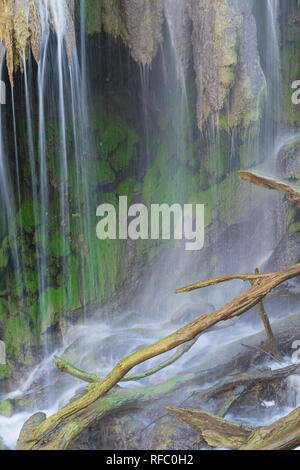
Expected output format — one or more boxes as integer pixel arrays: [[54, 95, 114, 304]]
[[239, 170, 300, 208], [16, 171, 300, 450], [18, 263, 300, 450], [166, 404, 300, 450], [17, 361, 300, 450]]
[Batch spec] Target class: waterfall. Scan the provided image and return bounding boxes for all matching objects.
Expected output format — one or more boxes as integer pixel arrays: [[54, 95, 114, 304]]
[[0, 46, 23, 301], [262, 0, 282, 160], [14, 0, 98, 342], [0, 0, 299, 451]]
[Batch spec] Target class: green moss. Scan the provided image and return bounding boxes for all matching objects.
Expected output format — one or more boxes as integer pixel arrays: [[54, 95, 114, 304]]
[[49, 234, 71, 258], [110, 139, 137, 172], [281, 41, 300, 126], [79, 0, 128, 42], [115, 178, 141, 202], [17, 201, 40, 234], [205, 137, 230, 180], [289, 221, 300, 234], [38, 286, 65, 333], [0, 365, 9, 380], [65, 255, 81, 312], [282, 41, 300, 82], [4, 314, 32, 358], [0, 298, 8, 323], [86, 159, 116, 186], [0, 400, 13, 418], [0, 236, 10, 269]]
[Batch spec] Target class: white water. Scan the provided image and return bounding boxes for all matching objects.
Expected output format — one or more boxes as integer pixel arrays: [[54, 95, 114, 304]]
[[0, 0, 300, 451]]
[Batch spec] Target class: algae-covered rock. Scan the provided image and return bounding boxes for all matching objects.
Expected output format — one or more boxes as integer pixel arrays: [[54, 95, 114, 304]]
[[149, 415, 199, 450], [17, 412, 47, 450], [0, 399, 13, 417]]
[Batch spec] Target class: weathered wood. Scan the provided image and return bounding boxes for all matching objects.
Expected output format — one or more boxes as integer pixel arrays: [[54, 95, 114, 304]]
[[55, 338, 198, 384], [166, 407, 254, 449], [199, 364, 300, 400], [175, 273, 267, 294], [167, 405, 300, 450], [217, 385, 248, 418], [241, 407, 300, 450], [54, 356, 99, 384], [250, 269, 283, 363], [239, 170, 300, 208], [21, 372, 197, 450], [23, 263, 300, 450]]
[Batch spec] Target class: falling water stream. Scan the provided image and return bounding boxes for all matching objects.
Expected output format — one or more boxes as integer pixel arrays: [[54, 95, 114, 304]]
[[0, 0, 300, 450]]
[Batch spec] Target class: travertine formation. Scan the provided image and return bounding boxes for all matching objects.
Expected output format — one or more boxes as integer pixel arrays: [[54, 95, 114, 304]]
[[0, 0, 266, 128], [0, 0, 74, 83]]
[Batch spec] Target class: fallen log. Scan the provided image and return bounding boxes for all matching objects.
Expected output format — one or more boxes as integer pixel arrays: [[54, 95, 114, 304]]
[[217, 385, 248, 418], [166, 407, 254, 449], [166, 405, 300, 450], [20, 264, 300, 450], [20, 361, 300, 450], [239, 170, 300, 208]]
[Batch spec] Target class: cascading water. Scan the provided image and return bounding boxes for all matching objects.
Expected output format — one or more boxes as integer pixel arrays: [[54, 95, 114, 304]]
[[0, 0, 300, 451]]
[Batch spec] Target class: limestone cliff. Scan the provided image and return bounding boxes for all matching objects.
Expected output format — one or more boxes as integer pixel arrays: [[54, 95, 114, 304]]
[[0, 0, 265, 129]]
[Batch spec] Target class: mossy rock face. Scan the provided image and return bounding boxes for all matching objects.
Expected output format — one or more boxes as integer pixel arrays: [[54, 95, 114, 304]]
[[48, 234, 71, 258], [16, 201, 40, 234], [37, 287, 66, 334], [0, 399, 13, 418], [148, 415, 198, 450], [0, 236, 10, 269], [17, 412, 47, 451], [281, 6, 300, 127], [289, 221, 300, 234], [4, 314, 33, 358]]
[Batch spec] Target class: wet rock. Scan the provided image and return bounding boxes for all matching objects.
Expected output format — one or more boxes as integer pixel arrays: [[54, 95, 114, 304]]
[[277, 137, 300, 182], [124, 0, 164, 65], [148, 415, 199, 450], [17, 412, 47, 450], [0, 399, 13, 418], [264, 228, 300, 273], [70, 412, 146, 450], [93, 333, 148, 366]]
